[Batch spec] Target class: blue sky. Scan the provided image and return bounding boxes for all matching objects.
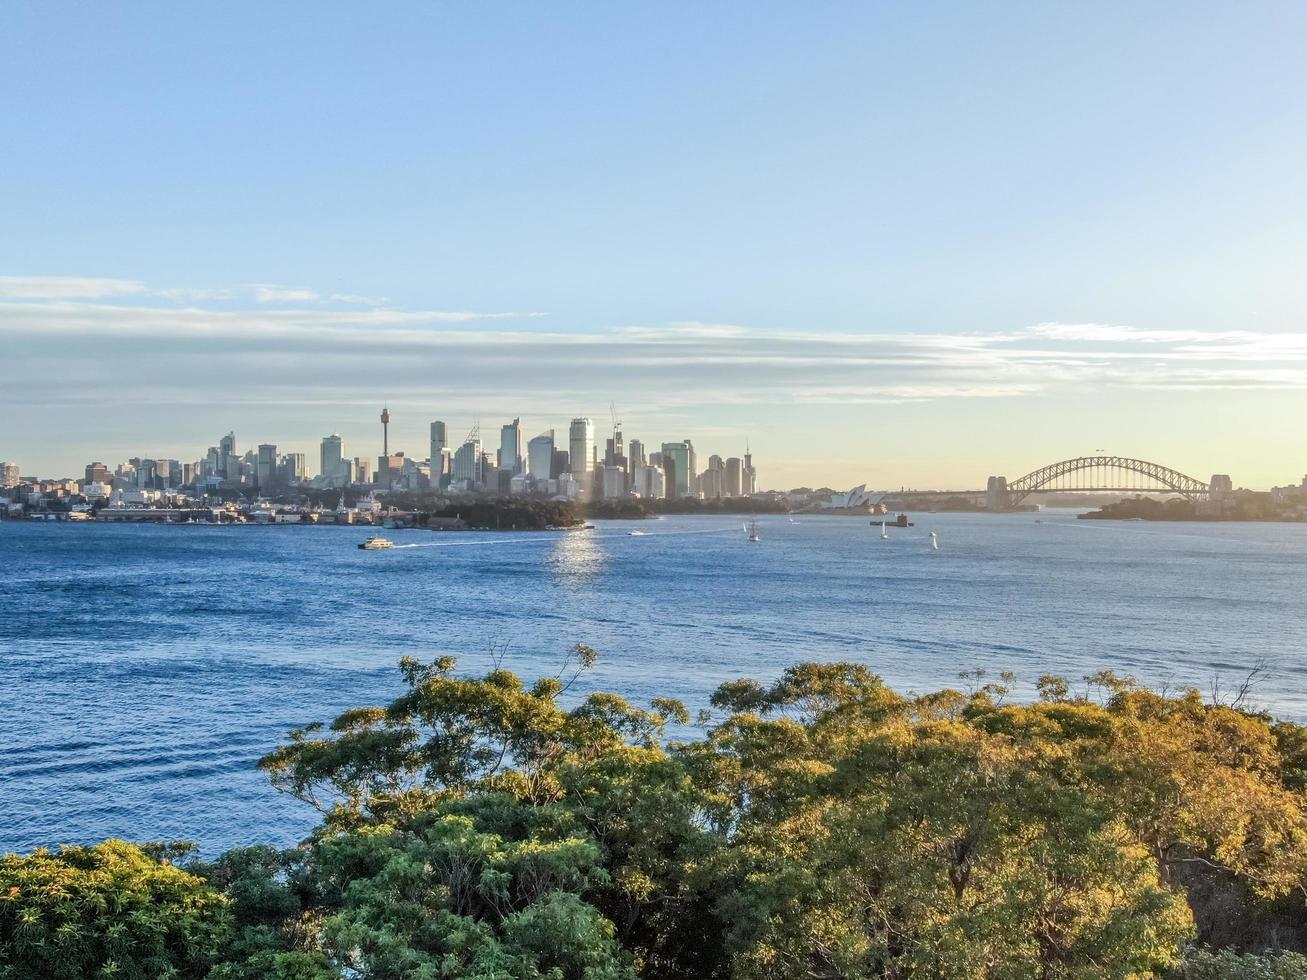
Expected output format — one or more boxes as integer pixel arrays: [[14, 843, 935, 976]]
[[3, 2, 1306, 488]]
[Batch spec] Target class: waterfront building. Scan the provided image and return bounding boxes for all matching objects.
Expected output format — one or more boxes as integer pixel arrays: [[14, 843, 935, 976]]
[[0, 462, 20, 487], [499, 418, 523, 476], [568, 418, 594, 481], [527, 431, 555, 481]]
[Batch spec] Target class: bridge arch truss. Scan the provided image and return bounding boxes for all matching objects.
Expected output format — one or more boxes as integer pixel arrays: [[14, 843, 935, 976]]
[[1004, 456, 1209, 506]]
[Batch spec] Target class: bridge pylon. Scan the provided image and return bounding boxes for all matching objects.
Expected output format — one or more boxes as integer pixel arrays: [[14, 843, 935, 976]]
[[986, 476, 1009, 512]]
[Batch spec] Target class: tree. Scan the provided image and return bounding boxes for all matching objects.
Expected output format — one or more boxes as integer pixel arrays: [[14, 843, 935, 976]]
[[0, 840, 231, 980]]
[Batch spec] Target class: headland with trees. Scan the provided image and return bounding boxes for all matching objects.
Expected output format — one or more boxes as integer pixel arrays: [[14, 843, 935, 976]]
[[4, 651, 1307, 978]]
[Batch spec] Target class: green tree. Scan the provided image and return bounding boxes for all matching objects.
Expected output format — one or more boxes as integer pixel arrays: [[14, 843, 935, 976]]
[[0, 840, 231, 980]]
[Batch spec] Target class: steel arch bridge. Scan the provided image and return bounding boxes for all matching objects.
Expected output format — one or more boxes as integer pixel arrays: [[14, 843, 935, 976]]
[[1003, 456, 1209, 506]]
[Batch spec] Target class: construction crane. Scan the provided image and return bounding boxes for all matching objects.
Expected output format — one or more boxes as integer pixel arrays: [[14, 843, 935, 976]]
[[608, 401, 623, 463]]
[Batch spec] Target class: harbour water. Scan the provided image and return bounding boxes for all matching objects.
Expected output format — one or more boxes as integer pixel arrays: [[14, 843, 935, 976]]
[[2, 512, 1305, 855]]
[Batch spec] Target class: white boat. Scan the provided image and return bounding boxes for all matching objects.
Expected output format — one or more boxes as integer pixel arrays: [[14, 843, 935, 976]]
[[747, 520, 761, 542], [929, 531, 939, 551], [628, 530, 649, 537], [879, 521, 888, 540], [358, 535, 394, 550]]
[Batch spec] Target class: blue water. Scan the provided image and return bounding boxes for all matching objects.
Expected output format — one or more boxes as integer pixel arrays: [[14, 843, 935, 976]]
[[2, 513, 1306, 855]]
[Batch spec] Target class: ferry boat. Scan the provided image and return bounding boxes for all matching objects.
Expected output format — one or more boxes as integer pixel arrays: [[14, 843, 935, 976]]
[[358, 535, 394, 550]]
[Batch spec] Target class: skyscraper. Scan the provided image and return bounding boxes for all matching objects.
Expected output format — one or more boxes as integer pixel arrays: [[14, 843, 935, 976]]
[[430, 421, 447, 465], [453, 438, 482, 485], [218, 432, 237, 480], [527, 430, 554, 481], [568, 418, 594, 479], [660, 441, 693, 498], [321, 434, 345, 486], [725, 457, 743, 497], [256, 444, 277, 491], [499, 418, 523, 476], [283, 452, 308, 484], [627, 439, 646, 471]]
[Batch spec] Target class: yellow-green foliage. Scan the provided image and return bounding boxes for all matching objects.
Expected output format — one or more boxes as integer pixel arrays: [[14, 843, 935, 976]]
[[7, 657, 1307, 980], [0, 839, 231, 980]]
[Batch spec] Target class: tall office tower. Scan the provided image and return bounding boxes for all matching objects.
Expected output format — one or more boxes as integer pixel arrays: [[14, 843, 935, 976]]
[[379, 407, 392, 489], [0, 462, 19, 487], [551, 448, 569, 479], [157, 460, 181, 488], [627, 439, 646, 471], [136, 459, 157, 489], [321, 434, 344, 486], [633, 463, 663, 499], [353, 457, 372, 484], [600, 465, 627, 499], [660, 441, 693, 498], [218, 432, 237, 479], [482, 455, 503, 494], [743, 445, 756, 494], [204, 446, 220, 476], [568, 419, 594, 479], [725, 457, 743, 497], [256, 444, 278, 491], [84, 462, 111, 485], [702, 455, 725, 499], [430, 421, 447, 466], [499, 418, 523, 476], [283, 453, 308, 484], [527, 430, 554, 480], [452, 438, 482, 485]]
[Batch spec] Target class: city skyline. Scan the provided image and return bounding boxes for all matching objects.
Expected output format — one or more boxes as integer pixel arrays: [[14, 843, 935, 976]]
[[4, 4, 1307, 489]]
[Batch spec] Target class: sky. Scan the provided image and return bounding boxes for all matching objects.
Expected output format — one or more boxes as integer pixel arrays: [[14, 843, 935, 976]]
[[2, 2, 1306, 490]]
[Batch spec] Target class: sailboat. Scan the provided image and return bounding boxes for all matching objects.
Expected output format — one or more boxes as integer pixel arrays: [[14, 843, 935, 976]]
[[747, 519, 761, 542], [879, 521, 889, 540], [929, 531, 939, 551]]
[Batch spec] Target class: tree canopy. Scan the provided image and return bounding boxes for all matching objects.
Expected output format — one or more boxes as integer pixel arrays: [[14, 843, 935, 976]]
[[5, 653, 1307, 978]]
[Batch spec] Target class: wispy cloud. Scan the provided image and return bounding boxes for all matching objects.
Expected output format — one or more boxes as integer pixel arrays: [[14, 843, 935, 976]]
[[253, 285, 322, 304], [0, 276, 148, 300], [2, 283, 1303, 425]]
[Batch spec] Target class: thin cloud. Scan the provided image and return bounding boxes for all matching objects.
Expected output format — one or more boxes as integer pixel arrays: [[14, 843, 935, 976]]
[[0, 276, 147, 300]]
